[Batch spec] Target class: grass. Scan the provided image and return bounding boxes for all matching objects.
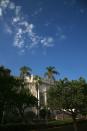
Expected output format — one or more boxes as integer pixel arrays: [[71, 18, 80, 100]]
[[48, 118, 73, 126], [0, 119, 87, 131]]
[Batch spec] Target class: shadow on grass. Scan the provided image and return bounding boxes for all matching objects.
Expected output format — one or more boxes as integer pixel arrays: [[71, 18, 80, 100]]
[[0, 119, 87, 131]]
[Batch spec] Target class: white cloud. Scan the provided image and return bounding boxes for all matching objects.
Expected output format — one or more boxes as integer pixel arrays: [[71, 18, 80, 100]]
[[13, 28, 24, 48], [18, 28, 23, 34], [12, 16, 20, 23], [18, 49, 25, 55], [48, 37, 53, 43], [32, 7, 42, 16], [44, 22, 51, 27], [0, 0, 10, 9], [15, 6, 21, 16], [29, 35, 40, 48], [4, 24, 13, 34], [0, 7, 2, 16], [29, 24, 34, 29], [14, 34, 24, 49], [56, 26, 67, 41], [9, 2, 15, 10], [18, 21, 29, 27], [41, 37, 54, 47], [26, 23, 34, 33], [60, 34, 67, 40], [0, 0, 55, 54]]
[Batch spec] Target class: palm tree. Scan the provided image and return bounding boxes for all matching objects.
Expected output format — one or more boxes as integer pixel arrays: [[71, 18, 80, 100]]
[[34, 75, 42, 119], [20, 66, 32, 79], [44, 66, 59, 115], [44, 66, 59, 81], [0, 65, 11, 77]]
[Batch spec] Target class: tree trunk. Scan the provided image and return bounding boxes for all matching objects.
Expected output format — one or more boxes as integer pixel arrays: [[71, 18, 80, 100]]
[[37, 86, 40, 119], [72, 113, 78, 131], [62, 111, 64, 120], [18, 107, 27, 123], [0, 103, 4, 124], [0, 110, 3, 124]]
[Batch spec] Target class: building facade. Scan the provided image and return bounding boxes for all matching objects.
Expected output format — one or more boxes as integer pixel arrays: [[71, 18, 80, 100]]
[[24, 75, 54, 108]]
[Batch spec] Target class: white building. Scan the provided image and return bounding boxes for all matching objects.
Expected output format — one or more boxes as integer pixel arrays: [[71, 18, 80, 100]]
[[24, 75, 54, 108]]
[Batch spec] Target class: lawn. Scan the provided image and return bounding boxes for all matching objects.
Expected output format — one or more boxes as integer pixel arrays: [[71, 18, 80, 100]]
[[0, 119, 87, 131]]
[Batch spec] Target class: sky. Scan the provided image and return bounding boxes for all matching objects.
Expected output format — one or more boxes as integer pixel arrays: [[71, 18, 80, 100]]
[[0, 0, 87, 80]]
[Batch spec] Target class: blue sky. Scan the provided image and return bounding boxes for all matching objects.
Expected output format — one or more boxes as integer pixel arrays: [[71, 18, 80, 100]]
[[0, 0, 87, 80]]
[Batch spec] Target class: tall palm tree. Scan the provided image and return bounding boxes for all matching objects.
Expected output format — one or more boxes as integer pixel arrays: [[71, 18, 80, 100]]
[[34, 75, 42, 119], [44, 66, 59, 81], [44, 66, 59, 108], [20, 66, 32, 79], [0, 65, 11, 77]]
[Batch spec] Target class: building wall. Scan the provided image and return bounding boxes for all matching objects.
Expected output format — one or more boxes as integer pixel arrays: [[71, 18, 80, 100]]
[[24, 75, 54, 107]]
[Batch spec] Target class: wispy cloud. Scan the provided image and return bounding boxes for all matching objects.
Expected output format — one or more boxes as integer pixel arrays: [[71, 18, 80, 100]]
[[60, 34, 67, 40], [13, 28, 24, 48], [56, 26, 67, 41], [0, 7, 2, 16], [4, 23, 13, 34], [32, 7, 43, 16], [44, 22, 51, 27], [41, 37, 54, 47], [80, 9, 85, 14], [0, 0, 54, 54], [9, 2, 15, 10], [0, 0, 10, 9]]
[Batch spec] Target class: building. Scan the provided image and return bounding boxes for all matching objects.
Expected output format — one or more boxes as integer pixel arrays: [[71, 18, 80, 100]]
[[24, 74, 54, 108]]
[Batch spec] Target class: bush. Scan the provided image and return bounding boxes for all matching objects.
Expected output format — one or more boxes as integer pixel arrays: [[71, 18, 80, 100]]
[[24, 111, 37, 122], [2, 111, 22, 124], [39, 108, 51, 120]]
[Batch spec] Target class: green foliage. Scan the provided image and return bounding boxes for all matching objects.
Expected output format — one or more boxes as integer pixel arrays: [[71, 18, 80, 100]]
[[0, 66, 37, 124], [47, 80, 64, 110], [44, 66, 59, 81], [48, 118, 73, 125], [34, 75, 42, 90], [39, 108, 51, 120], [20, 66, 32, 79], [47, 77, 87, 131], [47, 77, 87, 117]]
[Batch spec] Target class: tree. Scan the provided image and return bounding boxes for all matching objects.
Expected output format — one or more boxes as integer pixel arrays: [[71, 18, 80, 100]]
[[34, 75, 42, 119], [0, 65, 11, 77], [0, 66, 37, 124], [20, 66, 32, 79], [44, 66, 59, 119], [13, 83, 37, 123], [47, 78, 87, 131], [47, 79, 65, 110], [0, 66, 17, 123], [44, 66, 59, 81], [63, 79, 87, 131], [78, 77, 87, 118]]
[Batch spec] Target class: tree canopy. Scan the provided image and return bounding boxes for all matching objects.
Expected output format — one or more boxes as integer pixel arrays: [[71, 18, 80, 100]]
[[20, 66, 32, 79], [47, 77, 87, 131], [0, 66, 37, 123], [44, 66, 59, 81]]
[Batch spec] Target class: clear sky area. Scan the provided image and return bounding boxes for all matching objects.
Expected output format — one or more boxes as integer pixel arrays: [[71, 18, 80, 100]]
[[0, 0, 87, 80]]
